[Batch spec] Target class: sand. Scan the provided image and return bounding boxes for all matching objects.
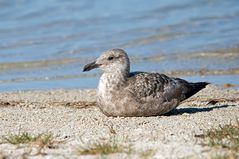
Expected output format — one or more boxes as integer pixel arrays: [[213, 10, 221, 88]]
[[0, 84, 238, 159]]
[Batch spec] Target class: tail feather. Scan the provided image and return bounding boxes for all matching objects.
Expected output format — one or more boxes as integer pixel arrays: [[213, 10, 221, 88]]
[[185, 82, 209, 99]]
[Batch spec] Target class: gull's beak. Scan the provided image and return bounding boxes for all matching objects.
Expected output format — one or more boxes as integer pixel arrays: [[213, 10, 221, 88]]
[[83, 61, 101, 72]]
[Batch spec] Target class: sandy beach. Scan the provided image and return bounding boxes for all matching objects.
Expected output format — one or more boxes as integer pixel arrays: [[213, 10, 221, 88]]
[[0, 84, 238, 159]]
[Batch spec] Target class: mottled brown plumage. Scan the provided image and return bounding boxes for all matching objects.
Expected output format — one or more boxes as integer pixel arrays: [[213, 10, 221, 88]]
[[83, 49, 209, 117]]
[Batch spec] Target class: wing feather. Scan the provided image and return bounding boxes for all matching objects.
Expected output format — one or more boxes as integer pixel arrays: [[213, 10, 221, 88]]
[[126, 72, 188, 103]]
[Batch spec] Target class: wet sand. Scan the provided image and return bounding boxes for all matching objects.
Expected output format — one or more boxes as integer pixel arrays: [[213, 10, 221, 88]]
[[0, 85, 238, 158]]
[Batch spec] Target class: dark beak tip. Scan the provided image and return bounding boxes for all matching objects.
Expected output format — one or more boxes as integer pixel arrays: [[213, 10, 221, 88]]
[[82, 61, 100, 72], [82, 65, 91, 72], [83, 67, 90, 72], [82, 68, 87, 72]]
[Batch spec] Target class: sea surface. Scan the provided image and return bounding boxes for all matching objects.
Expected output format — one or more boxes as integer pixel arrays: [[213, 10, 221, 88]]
[[0, 0, 239, 92]]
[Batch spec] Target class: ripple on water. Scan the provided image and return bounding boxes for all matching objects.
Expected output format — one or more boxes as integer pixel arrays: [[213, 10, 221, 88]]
[[0, 0, 239, 91]]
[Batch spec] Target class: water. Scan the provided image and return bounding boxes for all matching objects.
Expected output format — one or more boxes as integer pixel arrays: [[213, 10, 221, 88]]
[[0, 0, 239, 92]]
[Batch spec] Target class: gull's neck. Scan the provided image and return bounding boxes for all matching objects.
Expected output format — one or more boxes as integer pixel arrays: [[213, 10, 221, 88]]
[[99, 69, 129, 91]]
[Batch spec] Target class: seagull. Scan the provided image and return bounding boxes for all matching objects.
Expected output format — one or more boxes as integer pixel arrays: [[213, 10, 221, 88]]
[[83, 49, 209, 117]]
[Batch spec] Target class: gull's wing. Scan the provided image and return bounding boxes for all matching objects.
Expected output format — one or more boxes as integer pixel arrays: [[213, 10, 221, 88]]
[[126, 72, 208, 103]]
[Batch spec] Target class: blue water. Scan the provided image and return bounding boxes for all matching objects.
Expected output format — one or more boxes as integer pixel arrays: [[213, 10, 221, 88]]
[[0, 0, 239, 91]]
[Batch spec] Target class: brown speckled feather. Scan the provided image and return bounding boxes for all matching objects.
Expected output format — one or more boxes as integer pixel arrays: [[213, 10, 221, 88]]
[[127, 72, 207, 104]]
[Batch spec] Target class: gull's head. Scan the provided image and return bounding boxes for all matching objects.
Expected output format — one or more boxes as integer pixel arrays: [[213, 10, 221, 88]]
[[83, 48, 130, 74]]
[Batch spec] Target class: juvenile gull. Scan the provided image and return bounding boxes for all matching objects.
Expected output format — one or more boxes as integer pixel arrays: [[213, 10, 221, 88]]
[[83, 49, 209, 117]]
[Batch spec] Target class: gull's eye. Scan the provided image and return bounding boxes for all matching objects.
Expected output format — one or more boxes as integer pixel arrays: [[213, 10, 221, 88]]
[[107, 56, 114, 60]]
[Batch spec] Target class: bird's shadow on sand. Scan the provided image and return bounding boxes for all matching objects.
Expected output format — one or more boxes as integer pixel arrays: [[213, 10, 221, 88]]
[[167, 104, 235, 116]]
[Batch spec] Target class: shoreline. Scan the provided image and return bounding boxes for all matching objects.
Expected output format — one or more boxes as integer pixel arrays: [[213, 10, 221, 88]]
[[0, 85, 238, 158]]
